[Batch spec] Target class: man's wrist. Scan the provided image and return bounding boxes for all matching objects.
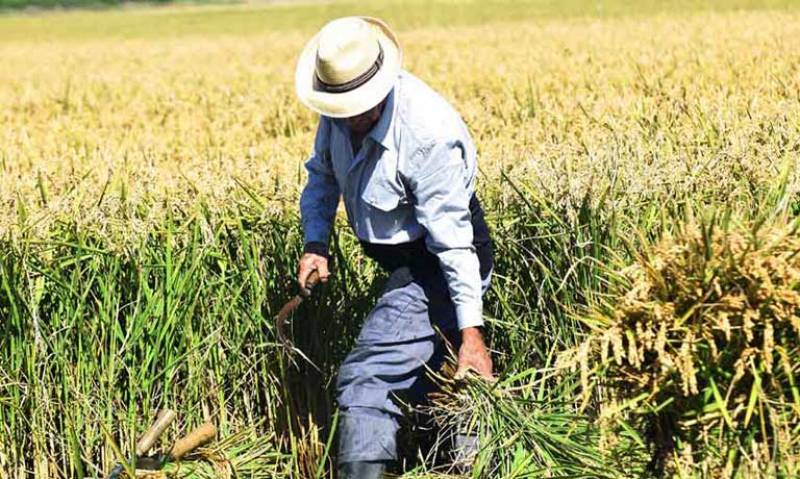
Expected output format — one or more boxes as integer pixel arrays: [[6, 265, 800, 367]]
[[461, 326, 485, 343]]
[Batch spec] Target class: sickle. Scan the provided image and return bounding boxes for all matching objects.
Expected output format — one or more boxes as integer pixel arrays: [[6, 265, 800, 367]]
[[106, 410, 177, 479], [275, 269, 321, 370], [135, 422, 218, 472]]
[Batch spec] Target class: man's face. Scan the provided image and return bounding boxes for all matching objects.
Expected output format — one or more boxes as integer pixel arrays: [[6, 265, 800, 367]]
[[344, 103, 383, 134]]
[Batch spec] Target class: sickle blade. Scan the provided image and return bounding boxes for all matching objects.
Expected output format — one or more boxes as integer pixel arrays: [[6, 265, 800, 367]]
[[275, 295, 303, 350], [275, 295, 321, 371]]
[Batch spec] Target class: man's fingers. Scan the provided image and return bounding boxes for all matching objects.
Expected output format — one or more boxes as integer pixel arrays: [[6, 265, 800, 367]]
[[298, 260, 314, 289], [317, 259, 330, 282], [455, 358, 494, 382], [457, 367, 495, 383], [298, 254, 330, 289], [480, 357, 495, 381], [481, 367, 497, 383], [454, 365, 471, 381]]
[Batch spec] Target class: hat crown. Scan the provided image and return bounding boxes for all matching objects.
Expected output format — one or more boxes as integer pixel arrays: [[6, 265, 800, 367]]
[[315, 18, 381, 86]]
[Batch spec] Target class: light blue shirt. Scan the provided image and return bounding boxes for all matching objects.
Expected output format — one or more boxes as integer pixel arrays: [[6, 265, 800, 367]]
[[300, 70, 483, 329]]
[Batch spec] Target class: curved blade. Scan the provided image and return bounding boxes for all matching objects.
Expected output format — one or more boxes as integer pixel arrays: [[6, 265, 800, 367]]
[[275, 295, 303, 351], [275, 270, 322, 371], [275, 297, 321, 372], [134, 456, 165, 471]]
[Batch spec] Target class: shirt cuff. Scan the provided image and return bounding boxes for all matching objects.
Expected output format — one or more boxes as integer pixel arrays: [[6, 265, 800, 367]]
[[455, 302, 484, 330], [303, 241, 329, 258]]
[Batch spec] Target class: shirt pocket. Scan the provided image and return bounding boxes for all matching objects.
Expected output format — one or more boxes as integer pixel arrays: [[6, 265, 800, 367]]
[[362, 182, 402, 212], [360, 153, 408, 212]]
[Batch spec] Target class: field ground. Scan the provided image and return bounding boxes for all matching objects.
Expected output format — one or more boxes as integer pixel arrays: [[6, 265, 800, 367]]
[[1, 0, 800, 478]]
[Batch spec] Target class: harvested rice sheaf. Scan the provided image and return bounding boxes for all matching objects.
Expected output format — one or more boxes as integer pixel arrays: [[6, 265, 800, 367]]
[[565, 217, 800, 475], [423, 370, 613, 478]]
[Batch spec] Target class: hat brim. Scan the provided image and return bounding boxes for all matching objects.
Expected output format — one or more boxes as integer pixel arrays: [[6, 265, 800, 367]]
[[295, 17, 402, 119]]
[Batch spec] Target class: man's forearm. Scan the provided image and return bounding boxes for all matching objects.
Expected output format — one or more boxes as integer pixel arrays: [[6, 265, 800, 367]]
[[299, 184, 338, 249], [435, 247, 484, 330]]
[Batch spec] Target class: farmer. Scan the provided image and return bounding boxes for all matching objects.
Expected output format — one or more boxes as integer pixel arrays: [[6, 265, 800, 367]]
[[294, 17, 494, 478]]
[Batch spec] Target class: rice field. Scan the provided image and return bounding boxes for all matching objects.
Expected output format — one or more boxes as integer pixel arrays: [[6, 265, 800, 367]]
[[1, 0, 800, 477]]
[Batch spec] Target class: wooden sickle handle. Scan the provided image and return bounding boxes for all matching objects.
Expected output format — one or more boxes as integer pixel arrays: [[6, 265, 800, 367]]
[[135, 409, 177, 457], [300, 269, 321, 298], [169, 422, 217, 460]]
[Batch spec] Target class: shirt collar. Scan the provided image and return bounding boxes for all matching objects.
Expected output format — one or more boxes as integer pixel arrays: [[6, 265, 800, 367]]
[[367, 85, 397, 150]]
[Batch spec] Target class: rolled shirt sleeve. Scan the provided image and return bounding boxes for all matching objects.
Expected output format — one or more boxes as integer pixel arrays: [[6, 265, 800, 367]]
[[300, 119, 340, 252], [406, 140, 483, 330]]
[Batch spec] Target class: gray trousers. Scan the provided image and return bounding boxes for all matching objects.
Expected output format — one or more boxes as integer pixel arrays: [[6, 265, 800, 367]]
[[336, 266, 491, 463]]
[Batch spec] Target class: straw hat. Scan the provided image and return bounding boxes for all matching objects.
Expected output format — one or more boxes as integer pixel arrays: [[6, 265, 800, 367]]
[[295, 17, 402, 118]]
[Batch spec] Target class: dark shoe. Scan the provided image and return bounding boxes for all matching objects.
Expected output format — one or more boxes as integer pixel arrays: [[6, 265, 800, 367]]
[[338, 460, 387, 479]]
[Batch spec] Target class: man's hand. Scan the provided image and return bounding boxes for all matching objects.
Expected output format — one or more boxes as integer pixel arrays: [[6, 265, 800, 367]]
[[297, 253, 330, 290], [455, 327, 494, 381]]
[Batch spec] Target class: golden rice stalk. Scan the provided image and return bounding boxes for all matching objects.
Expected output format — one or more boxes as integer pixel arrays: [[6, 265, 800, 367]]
[[561, 215, 800, 475]]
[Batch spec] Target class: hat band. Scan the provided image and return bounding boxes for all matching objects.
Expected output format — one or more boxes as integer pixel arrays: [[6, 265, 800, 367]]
[[315, 43, 384, 94]]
